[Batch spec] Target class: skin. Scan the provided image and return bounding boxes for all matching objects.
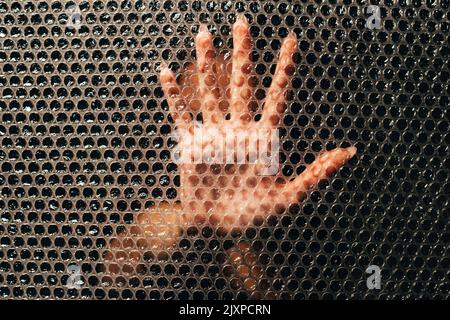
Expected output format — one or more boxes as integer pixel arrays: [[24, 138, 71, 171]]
[[103, 16, 357, 292]]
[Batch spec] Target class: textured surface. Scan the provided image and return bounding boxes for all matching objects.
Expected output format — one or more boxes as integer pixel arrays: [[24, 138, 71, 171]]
[[0, 0, 449, 300]]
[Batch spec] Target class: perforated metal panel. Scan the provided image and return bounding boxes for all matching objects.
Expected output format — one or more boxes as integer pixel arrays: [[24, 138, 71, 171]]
[[0, 0, 449, 300]]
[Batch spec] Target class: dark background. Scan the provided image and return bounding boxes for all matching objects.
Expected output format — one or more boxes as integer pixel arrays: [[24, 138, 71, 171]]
[[0, 0, 448, 299]]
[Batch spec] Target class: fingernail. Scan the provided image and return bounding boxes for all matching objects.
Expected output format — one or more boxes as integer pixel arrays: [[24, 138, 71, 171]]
[[199, 23, 208, 33], [288, 31, 297, 40], [347, 146, 357, 157], [235, 13, 247, 24]]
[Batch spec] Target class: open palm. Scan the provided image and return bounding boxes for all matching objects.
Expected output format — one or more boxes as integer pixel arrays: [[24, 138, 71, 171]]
[[159, 16, 356, 232], [105, 16, 356, 269]]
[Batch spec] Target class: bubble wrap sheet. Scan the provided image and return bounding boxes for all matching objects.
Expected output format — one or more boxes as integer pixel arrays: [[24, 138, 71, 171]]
[[0, 0, 448, 300]]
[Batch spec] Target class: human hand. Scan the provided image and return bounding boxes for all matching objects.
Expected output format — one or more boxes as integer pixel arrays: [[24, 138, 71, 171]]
[[104, 16, 356, 269], [159, 15, 356, 233]]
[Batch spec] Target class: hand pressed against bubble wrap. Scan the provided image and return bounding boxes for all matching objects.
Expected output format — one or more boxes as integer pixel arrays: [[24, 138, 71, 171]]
[[105, 16, 356, 268], [160, 16, 356, 231]]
